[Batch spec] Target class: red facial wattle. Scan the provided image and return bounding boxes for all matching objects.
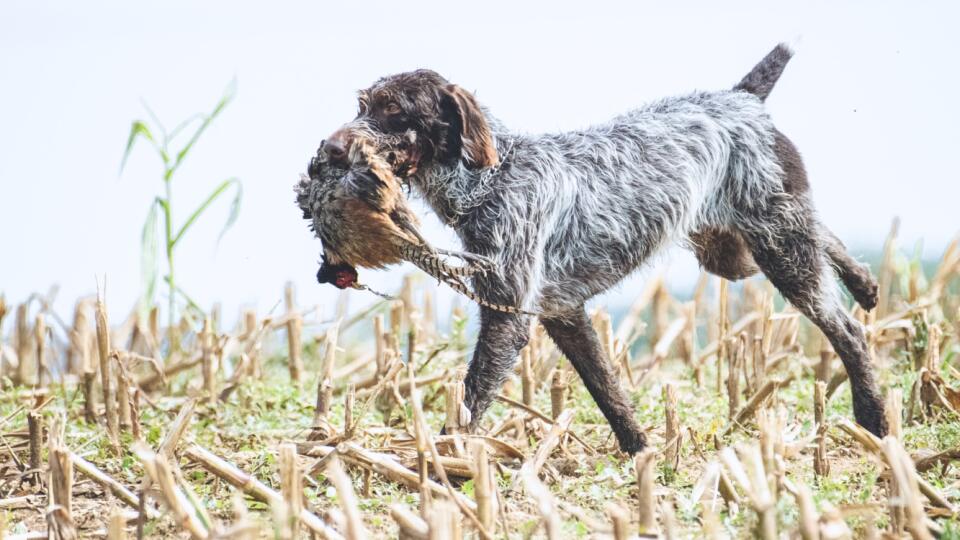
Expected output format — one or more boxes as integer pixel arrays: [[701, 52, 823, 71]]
[[335, 270, 356, 289]]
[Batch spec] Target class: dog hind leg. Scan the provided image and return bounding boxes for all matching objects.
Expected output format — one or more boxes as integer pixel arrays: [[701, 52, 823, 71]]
[[773, 128, 878, 311], [742, 208, 887, 437], [821, 228, 879, 310]]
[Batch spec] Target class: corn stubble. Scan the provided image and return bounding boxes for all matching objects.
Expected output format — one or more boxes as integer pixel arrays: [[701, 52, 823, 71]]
[[1, 222, 960, 537]]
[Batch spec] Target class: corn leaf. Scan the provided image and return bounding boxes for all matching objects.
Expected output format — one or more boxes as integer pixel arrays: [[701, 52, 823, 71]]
[[169, 80, 236, 177], [121, 120, 168, 173], [171, 178, 241, 249], [167, 113, 205, 142], [217, 178, 243, 245], [140, 100, 168, 140]]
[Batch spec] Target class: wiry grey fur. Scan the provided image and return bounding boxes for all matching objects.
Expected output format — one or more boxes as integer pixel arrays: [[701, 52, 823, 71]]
[[419, 91, 795, 315], [322, 43, 886, 452]]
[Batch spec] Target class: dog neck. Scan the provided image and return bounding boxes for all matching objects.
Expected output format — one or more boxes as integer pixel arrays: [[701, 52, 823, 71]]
[[410, 113, 513, 227]]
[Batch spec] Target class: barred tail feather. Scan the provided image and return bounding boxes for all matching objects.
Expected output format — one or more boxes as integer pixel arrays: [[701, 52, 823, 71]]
[[442, 276, 537, 316]]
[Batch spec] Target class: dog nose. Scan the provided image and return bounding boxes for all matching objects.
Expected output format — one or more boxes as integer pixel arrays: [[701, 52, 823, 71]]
[[322, 129, 351, 164], [323, 139, 346, 160]]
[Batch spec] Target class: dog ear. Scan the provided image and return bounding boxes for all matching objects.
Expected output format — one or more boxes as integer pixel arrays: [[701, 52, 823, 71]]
[[440, 84, 498, 169]]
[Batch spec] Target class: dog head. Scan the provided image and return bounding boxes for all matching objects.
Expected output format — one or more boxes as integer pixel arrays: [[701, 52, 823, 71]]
[[321, 70, 498, 176]]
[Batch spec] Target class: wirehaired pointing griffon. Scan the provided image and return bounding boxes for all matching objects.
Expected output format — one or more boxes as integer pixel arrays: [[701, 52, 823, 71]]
[[319, 43, 885, 453]]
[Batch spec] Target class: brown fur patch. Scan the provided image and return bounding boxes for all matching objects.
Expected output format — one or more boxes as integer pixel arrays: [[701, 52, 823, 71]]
[[689, 228, 759, 281], [442, 85, 499, 169], [774, 128, 809, 195]]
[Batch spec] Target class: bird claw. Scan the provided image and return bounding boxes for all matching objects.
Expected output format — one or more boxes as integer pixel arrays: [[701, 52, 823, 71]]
[[470, 256, 497, 276]]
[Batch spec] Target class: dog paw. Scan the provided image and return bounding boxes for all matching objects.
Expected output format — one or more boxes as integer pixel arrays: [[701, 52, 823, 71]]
[[849, 269, 879, 311], [856, 407, 888, 439], [617, 430, 648, 455], [853, 392, 888, 438]]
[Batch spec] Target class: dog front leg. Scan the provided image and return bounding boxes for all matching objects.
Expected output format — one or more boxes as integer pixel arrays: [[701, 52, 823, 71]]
[[462, 307, 531, 430], [541, 308, 647, 454]]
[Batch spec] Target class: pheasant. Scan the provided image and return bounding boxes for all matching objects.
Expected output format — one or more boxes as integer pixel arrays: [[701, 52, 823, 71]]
[[294, 136, 532, 314]]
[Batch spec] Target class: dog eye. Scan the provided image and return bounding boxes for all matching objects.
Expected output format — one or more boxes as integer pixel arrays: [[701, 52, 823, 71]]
[[384, 102, 402, 115]]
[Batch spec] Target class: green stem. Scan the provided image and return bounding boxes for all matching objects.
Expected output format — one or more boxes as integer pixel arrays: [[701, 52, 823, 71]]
[[163, 177, 175, 335]]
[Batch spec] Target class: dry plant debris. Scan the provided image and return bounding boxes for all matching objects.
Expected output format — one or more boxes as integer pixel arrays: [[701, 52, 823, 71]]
[[0, 227, 959, 538]]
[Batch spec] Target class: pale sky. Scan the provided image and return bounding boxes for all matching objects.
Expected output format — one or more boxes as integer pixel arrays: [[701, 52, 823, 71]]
[[1, 1, 958, 325]]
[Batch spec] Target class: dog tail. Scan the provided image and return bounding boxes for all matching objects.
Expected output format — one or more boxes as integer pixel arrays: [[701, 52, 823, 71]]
[[733, 43, 794, 102]]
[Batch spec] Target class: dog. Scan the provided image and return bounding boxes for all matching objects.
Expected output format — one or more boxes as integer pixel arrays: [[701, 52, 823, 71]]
[[318, 43, 886, 453]]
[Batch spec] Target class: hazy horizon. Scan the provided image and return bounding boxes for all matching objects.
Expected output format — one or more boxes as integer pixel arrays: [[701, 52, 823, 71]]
[[2, 1, 958, 327]]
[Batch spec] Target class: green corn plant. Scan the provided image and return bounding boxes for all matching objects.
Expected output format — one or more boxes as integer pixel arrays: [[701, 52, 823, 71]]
[[120, 81, 242, 338]]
